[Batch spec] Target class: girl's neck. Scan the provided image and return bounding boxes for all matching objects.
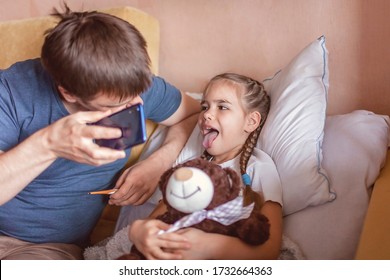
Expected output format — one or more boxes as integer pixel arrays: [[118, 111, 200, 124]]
[[210, 147, 242, 164]]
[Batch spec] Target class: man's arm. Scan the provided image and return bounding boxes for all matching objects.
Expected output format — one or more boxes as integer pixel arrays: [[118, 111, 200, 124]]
[[110, 92, 200, 205], [0, 137, 55, 205], [0, 110, 126, 205]]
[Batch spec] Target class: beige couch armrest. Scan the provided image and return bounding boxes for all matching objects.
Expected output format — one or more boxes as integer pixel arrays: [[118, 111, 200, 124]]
[[355, 151, 390, 259]]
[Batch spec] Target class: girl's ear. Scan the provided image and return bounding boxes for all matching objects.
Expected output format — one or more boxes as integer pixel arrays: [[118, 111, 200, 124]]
[[244, 111, 261, 133], [58, 86, 77, 103]]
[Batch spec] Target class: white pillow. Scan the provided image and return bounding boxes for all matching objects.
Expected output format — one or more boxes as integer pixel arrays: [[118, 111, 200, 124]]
[[258, 36, 336, 215], [324, 110, 389, 188], [140, 36, 335, 215], [283, 110, 389, 259]]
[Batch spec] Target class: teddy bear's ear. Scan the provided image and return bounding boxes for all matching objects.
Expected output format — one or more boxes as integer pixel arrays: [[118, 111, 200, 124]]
[[158, 166, 177, 193]]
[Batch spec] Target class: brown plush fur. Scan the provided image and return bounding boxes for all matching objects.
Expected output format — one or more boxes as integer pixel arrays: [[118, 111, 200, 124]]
[[118, 158, 270, 260]]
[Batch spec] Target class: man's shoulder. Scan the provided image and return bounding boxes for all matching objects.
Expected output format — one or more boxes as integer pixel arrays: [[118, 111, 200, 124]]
[[141, 75, 181, 122], [1, 58, 45, 81], [4, 58, 41, 71], [146, 75, 166, 93], [0, 58, 55, 107]]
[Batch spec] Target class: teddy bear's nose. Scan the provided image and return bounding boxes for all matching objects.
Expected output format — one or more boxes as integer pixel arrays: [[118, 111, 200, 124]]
[[174, 168, 193, 181]]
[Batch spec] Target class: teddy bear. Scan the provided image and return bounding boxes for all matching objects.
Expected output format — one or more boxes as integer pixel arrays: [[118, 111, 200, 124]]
[[118, 158, 270, 259]]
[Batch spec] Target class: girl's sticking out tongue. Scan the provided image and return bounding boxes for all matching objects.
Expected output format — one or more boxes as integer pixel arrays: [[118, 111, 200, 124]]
[[202, 130, 218, 149]]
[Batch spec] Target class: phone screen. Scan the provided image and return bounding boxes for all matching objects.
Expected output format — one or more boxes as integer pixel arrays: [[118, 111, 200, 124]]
[[92, 104, 147, 150]]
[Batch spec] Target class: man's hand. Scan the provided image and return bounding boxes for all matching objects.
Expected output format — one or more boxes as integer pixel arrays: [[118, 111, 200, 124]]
[[44, 110, 126, 165], [110, 113, 199, 206], [109, 155, 162, 205], [0, 110, 126, 205]]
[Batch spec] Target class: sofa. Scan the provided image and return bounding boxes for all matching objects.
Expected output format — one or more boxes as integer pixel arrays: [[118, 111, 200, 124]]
[[1, 6, 389, 260]]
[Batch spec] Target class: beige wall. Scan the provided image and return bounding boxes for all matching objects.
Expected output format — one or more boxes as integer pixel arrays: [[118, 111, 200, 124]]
[[1, 0, 389, 115]]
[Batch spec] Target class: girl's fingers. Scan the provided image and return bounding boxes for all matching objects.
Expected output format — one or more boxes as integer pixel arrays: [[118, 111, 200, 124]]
[[158, 232, 188, 242], [150, 249, 183, 260]]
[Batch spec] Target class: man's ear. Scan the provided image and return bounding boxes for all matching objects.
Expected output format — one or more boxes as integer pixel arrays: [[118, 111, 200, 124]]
[[244, 111, 261, 133], [58, 86, 77, 103]]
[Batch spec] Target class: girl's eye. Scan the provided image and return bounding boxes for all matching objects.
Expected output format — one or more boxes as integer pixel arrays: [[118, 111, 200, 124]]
[[218, 105, 228, 110], [200, 105, 208, 111]]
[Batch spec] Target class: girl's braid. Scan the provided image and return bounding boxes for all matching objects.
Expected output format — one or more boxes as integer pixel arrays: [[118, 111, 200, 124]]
[[239, 79, 269, 208]]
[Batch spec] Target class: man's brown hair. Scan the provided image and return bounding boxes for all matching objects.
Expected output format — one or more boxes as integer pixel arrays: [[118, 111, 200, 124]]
[[41, 4, 152, 101]]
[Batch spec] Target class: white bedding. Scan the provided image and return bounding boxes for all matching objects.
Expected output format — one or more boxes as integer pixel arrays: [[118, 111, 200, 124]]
[[284, 110, 389, 259], [111, 110, 389, 260]]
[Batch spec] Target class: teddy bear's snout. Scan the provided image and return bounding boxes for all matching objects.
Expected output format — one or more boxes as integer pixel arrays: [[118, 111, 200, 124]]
[[174, 167, 193, 182]]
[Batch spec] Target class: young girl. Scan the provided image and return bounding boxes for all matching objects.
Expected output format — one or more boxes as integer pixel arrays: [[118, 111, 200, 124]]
[[127, 73, 283, 260]]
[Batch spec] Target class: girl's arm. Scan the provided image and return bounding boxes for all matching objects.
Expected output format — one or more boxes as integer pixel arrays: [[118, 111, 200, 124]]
[[127, 201, 282, 260], [175, 201, 283, 259], [128, 201, 191, 260]]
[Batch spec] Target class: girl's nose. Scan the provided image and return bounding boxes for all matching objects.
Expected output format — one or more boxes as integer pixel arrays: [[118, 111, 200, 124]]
[[203, 111, 213, 120]]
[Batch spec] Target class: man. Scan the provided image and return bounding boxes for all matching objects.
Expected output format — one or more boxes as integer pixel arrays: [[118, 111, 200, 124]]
[[0, 5, 199, 259]]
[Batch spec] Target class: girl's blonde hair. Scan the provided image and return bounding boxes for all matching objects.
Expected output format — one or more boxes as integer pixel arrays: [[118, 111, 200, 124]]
[[201, 73, 270, 207]]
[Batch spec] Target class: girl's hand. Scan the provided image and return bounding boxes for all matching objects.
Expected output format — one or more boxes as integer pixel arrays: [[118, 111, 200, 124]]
[[129, 219, 191, 260], [173, 228, 214, 260]]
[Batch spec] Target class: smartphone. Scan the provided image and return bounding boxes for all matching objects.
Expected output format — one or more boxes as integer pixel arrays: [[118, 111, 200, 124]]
[[91, 104, 147, 150]]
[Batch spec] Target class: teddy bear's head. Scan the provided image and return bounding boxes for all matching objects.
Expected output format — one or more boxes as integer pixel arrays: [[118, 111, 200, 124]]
[[159, 158, 242, 214]]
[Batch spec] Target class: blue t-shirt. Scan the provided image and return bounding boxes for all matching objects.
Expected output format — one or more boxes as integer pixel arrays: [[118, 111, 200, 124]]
[[0, 59, 181, 247]]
